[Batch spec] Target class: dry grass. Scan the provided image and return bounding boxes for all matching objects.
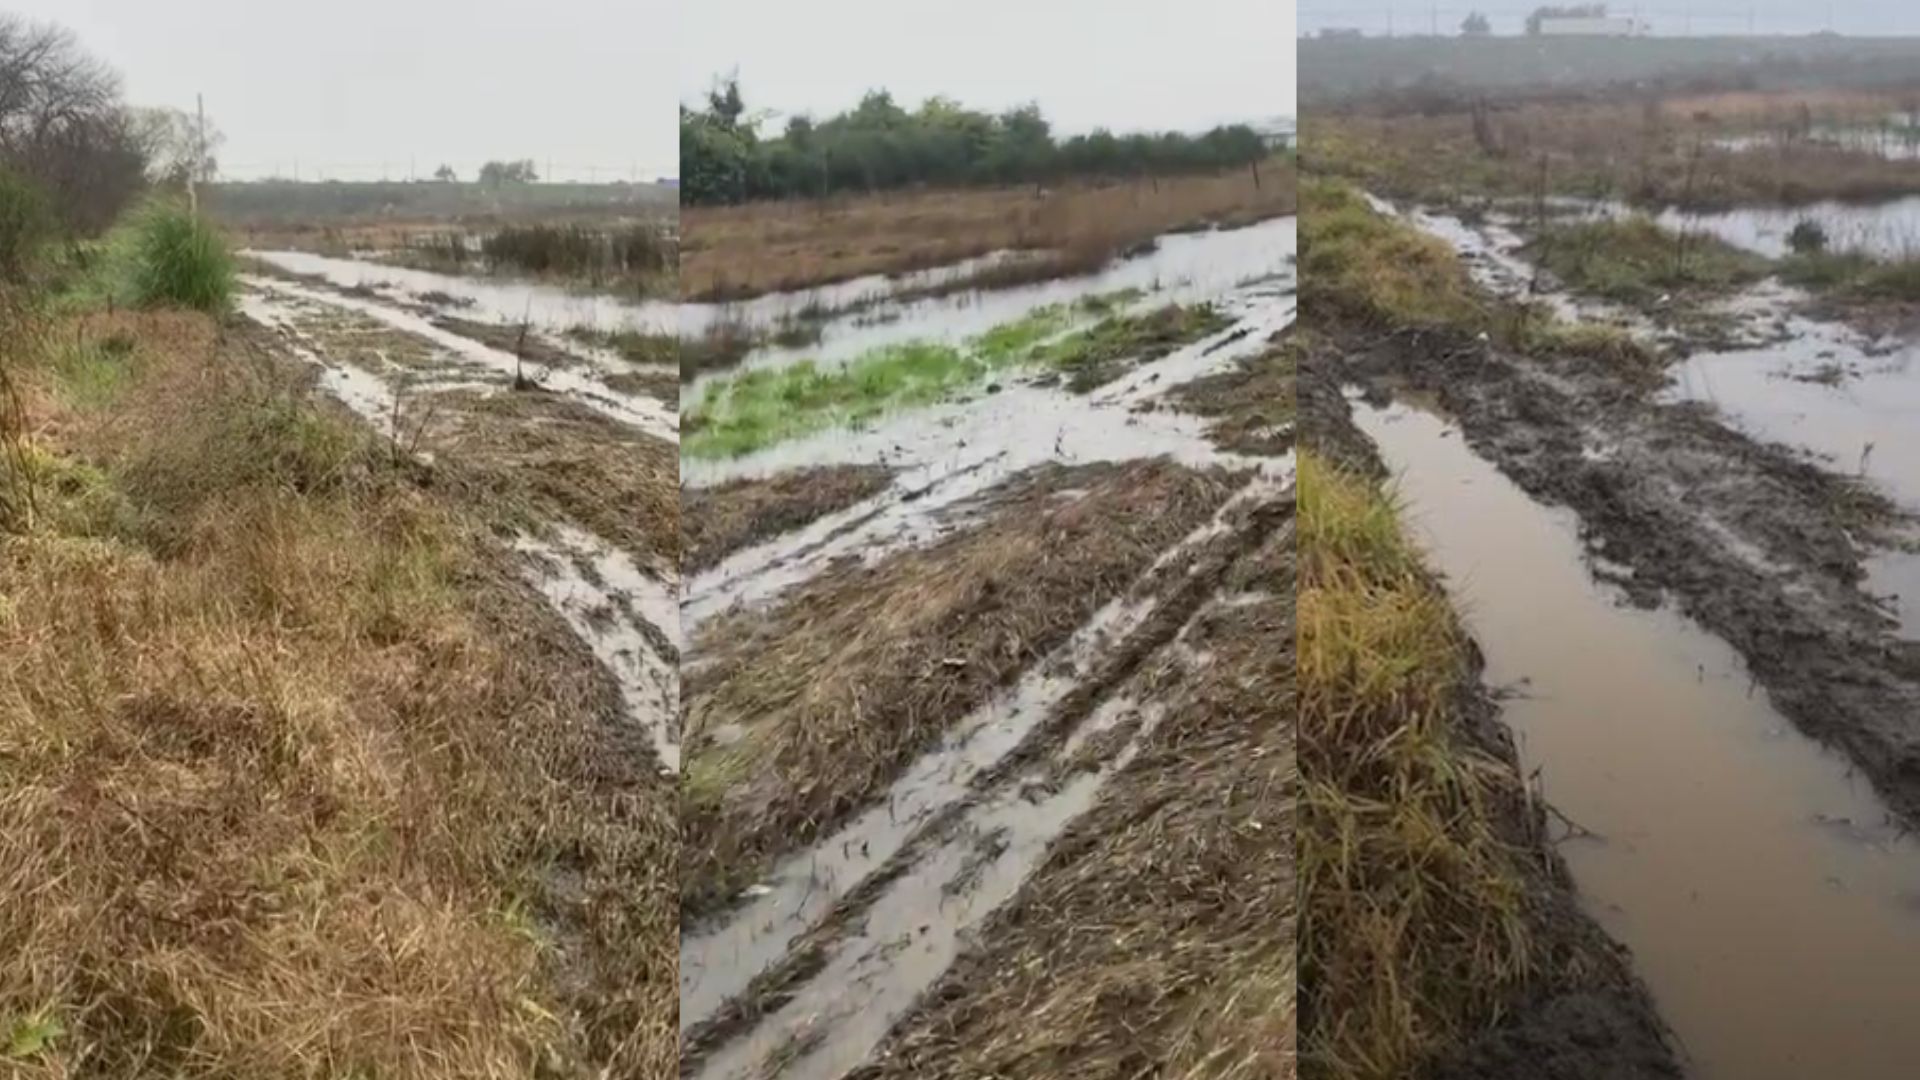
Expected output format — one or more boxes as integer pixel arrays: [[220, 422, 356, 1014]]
[[855, 525, 1296, 1080], [681, 464, 893, 573], [420, 386, 681, 570], [1309, 86, 1920, 209], [1296, 450, 1542, 1080], [0, 307, 677, 1077], [682, 161, 1297, 301], [680, 459, 1240, 916]]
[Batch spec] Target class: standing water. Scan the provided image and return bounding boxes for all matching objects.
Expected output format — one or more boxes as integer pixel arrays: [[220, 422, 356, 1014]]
[[1355, 397, 1920, 1080]]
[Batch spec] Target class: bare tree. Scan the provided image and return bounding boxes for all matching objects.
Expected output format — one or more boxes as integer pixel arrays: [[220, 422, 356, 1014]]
[[0, 16, 147, 233]]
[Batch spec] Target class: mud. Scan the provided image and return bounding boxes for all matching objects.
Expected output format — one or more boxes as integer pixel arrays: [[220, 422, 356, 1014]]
[[1164, 333, 1297, 455], [680, 458, 1245, 918]]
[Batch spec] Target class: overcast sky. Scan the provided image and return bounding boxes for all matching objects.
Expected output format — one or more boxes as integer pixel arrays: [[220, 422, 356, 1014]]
[[1299, 1, 1920, 37], [681, 0, 1298, 136], [8, 0, 678, 181]]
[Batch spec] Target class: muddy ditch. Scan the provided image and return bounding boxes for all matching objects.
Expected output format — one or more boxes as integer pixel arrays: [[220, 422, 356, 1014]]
[[1350, 383, 1920, 1079]]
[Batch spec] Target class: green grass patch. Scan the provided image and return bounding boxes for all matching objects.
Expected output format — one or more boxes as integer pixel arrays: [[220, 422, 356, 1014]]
[[684, 290, 1191, 458], [563, 325, 677, 365], [1301, 179, 1489, 331], [1522, 216, 1766, 305], [1780, 249, 1920, 301], [54, 198, 235, 314]]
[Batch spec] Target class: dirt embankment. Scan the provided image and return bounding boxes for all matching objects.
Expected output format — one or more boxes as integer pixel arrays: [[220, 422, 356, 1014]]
[[1332, 321, 1920, 826], [1298, 338, 1680, 1080], [681, 464, 894, 573]]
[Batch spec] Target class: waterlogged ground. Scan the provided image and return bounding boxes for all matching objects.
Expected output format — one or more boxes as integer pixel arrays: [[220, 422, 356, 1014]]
[[238, 263, 684, 774], [681, 215, 1296, 391], [679, 215, 1296, 1078], [1343, 193, 1920, 1076], [1384, 195, 1920, 639]]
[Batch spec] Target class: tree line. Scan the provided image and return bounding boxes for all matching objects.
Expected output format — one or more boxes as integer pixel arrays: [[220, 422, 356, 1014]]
[[681, 78, 1274, 207]]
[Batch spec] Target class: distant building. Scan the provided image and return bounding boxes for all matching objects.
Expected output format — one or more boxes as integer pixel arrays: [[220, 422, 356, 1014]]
[[1318, 27, 1364, 39], [1537, 15, 1644, 35]]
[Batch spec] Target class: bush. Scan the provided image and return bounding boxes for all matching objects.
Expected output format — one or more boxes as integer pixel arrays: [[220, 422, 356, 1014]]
[[122, 198, 234, 313], [0, 170, 52, 282], [1788, 218, 1828, 255]]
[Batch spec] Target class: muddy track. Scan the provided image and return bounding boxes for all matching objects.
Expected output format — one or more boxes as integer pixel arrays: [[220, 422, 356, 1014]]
[[1329, 321, 1920, 826], [680, 485, 1292, 1078], [1301, 342, 1682, 1080]]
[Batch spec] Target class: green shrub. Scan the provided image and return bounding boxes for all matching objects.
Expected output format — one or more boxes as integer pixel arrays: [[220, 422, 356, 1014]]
[[123, 198, 235, 313]]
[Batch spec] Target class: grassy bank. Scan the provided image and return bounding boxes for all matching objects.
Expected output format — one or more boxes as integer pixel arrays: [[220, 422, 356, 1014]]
[[1301, 180, 1658, 377], [682, 161, 1296, 302], [1, 204, 676, 1075], [1296, 451, 1535, 1079], [682, 293, 1221, 459]]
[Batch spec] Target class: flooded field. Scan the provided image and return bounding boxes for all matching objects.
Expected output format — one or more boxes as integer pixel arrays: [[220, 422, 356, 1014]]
[[678, 213, 1295, 1077], [1358, 397, 1920, 1080], [681, 215, 1296, 390]]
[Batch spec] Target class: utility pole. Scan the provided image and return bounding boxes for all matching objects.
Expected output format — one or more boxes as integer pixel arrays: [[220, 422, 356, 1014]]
[[189, 92, 206, 216]]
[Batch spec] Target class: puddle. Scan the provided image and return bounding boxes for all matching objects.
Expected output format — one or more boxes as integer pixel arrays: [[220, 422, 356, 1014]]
[[1356, 396, 1920, 1080], [1656, 197, 1920, 262], [1716, 124, 1920, 163], [682, 216, 1296, 392], [247, 249, 675, 334], [1667, 322, 1920, 637], [514, 524, 680, 773]]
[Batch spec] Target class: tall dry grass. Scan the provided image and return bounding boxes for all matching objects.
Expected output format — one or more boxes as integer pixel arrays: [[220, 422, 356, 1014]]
[[682, 160, 1297, 301], [0, 309, 676, 1077]]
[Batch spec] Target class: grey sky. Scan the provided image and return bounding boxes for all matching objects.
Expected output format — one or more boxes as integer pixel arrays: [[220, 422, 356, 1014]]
[[681, 0, 1297, 136], [8, 0, 678, 182], [1299, 1, 1920, 37]]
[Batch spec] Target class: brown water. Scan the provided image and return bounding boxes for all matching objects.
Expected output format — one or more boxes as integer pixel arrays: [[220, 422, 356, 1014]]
[[1355, 397, 1920, 1080]]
